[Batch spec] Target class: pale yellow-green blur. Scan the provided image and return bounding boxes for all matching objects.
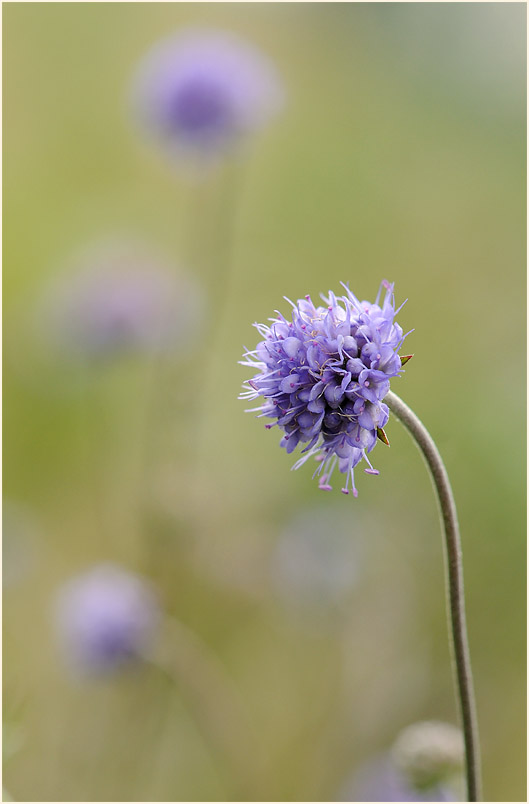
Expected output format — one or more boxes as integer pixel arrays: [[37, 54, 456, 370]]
[[3, 4, 526, 801]]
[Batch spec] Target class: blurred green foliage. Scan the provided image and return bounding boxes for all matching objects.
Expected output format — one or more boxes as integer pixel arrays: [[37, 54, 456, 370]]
[[3, 3, 526, 801]]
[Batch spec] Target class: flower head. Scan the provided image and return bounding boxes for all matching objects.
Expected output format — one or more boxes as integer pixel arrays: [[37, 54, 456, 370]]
[[132, 28, 284, 158], [43, 240, 203, 360], [391, 721, 465, 792], [240, 281, 411, 496], [273, 506, 361, 615], [53, 563, 160, 674]]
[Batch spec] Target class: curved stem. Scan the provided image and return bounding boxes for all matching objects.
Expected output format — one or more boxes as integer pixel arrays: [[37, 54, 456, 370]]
[[384, 390, 482, 802]]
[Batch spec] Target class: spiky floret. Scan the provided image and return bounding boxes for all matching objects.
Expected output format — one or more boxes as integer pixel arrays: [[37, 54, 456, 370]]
[[240, 281, 411, 496]]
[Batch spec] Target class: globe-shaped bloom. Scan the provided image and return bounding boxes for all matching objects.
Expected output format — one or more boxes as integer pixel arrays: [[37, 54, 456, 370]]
[[273, 506, 361, 617], [43, 241, 203, 360], [131, 28, 284, 158], [53, 564, 160, 674], [391, 721, 465, 792], [240, 281, 411, 497]]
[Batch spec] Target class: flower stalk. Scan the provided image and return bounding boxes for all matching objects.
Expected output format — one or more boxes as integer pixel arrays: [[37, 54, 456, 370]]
[[384, 390, 481, 802], [148, 616, 263, 799]]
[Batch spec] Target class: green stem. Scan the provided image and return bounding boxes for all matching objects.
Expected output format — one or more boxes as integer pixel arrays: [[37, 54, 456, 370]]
[[384, 390, 482, 802], [147, 616, 263, 799], [193, 159, 245, 491]]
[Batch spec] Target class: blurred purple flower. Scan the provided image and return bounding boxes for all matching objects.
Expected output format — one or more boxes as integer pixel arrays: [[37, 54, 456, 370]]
[[240, 281, 411, 496], [273, 506, 361, 618], [338, 754, 456, 802], [43, 241, 203, 360], [54, 563, 160, 674], [132, 28, 284, 157]]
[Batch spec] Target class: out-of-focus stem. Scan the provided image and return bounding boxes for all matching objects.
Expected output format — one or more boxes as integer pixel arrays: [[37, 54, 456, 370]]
[[384, 390, 482, 802], [148, 615, 264, 799], [192, 160, 246, 499]]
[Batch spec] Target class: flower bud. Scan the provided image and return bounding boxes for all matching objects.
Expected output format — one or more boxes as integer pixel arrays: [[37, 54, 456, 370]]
[[391, 721, 464, 791]]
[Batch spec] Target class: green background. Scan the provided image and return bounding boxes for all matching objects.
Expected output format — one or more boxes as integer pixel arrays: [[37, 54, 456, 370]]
[[3, 3, 526, 801]]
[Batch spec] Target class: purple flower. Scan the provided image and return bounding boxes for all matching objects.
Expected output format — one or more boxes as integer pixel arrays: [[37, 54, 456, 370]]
[[131, 28, 284, 157], [43, 240, 203, 360], [53, 564, 160, 674], [240, 281, 411, 497], [273, 506, 361, 620]]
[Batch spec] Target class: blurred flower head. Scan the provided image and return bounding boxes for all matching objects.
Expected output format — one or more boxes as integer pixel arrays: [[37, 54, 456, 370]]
[[54, 563, 160, 675], [273, 505, 361, 618], [391, 721, 465, 792], [241, 281, 410, 496], [132, 28, 284, 159], [42, 240, 203, 361], [338, 754, 457, 802]]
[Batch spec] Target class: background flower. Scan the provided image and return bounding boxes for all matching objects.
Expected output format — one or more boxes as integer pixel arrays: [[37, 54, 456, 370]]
[[272, 505, 362, 621], [53, 563, 160, 674], [132, 27, 284, 159], [391, 720, 464, 792], [41, 240, 203, 360]]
